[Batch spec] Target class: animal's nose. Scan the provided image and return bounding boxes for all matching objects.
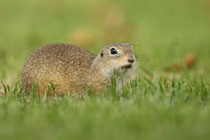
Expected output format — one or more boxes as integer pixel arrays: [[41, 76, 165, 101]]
[[128, 59, 135, 63]]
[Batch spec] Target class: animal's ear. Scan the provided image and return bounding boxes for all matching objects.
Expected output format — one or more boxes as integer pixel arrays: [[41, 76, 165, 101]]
[[100, 50, 104, 58]]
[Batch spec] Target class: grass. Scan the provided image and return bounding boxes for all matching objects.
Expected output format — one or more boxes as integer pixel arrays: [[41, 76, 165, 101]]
[[0, 0, 210, 140], [0, 75, 210, 140]]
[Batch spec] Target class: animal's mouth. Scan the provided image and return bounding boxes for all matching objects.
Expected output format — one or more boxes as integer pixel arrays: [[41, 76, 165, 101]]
[[121, 64, 133, 71]]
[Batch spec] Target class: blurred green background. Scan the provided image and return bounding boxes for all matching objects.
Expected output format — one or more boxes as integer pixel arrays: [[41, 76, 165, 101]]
[[0, 0, 210, 83], [0, 0, 210, 140]]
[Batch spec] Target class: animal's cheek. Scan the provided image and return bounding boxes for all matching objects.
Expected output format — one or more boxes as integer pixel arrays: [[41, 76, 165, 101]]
[[102, 61, 115, 70]]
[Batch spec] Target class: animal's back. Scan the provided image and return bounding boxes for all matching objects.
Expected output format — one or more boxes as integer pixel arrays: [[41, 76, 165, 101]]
[[21, 43, 96, 95]]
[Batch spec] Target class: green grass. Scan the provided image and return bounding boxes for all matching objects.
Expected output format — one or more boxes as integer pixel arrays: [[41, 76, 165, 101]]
[[0, 75, 210, 140], [0, 0, 210, 140]]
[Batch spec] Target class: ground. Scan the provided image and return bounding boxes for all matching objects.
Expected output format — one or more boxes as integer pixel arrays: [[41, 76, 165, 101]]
[[0, 0, 210, 140]]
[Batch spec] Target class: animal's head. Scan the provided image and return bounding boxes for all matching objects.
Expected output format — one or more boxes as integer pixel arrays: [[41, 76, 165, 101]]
[[92, 43, 138, 78]]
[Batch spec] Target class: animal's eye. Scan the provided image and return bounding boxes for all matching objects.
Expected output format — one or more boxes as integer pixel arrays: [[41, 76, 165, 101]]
[[110, 48, 118, 55]]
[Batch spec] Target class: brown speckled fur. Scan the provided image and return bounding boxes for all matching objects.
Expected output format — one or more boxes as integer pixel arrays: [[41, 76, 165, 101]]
[[21, 43, 137, 96]]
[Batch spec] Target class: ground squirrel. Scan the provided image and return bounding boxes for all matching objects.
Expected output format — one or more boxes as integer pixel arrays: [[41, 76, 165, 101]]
[[21, 43, 137, 96]]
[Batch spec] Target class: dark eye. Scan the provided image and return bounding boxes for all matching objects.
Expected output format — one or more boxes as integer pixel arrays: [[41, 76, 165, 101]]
[[110, 48, 118, 55]]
